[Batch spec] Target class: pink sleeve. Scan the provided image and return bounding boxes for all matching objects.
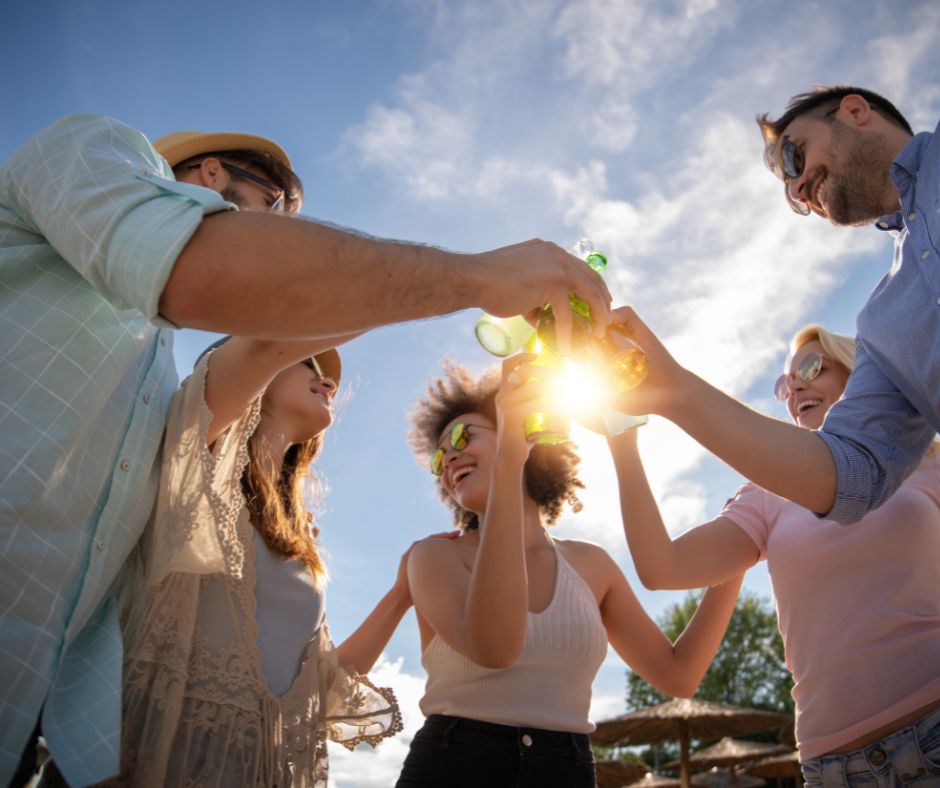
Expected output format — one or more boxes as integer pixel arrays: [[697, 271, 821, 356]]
[[719, 483, 773, 561]]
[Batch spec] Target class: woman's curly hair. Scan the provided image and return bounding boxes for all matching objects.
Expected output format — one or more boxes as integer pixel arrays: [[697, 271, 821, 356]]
[[409, 360, 585, 531]]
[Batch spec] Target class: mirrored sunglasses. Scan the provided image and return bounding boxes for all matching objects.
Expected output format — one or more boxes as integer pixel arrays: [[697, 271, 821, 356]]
[[429, 422, 494, 477], [774, 352, 824, 400]]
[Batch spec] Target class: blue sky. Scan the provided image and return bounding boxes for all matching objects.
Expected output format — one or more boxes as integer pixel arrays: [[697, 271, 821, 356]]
[[3, 1, 938, 785]]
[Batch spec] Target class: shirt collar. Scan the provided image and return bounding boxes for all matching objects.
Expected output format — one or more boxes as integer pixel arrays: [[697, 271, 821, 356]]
[[876, 128, 934, 231]]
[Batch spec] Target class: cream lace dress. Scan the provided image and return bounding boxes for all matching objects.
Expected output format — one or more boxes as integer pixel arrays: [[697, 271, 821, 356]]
[[111, 354, 402, 787]]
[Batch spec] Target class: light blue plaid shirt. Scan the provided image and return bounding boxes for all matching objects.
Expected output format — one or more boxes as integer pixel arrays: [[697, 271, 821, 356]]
[[0, 114, 231, 785], [817, 117, 940, 524]]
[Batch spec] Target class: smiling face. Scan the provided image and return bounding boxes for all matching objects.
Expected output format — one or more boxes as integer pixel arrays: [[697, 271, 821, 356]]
[[435, 413, 498, 516], [778, 113, 897, 226], [262, 358, 337, 444], [783, 340, 850, 429]]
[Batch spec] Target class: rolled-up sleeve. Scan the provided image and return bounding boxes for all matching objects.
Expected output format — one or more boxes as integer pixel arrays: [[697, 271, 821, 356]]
[[1, 114, 233, 326], [817, 341, 935, 524]]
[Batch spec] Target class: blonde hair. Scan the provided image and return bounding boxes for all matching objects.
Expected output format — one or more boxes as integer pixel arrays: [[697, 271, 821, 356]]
[[789, 324, 940, 456]]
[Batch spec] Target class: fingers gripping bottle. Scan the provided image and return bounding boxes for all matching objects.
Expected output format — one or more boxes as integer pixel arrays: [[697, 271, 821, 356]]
[[535, 239, 607, 355]]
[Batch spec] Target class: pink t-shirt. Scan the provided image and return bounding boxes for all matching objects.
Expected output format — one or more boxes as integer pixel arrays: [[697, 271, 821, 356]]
[[720, 453, 940, 759]]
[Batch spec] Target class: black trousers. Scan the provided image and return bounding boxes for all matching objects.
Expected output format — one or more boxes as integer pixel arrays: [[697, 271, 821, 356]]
[[395, 714, 597, 788]]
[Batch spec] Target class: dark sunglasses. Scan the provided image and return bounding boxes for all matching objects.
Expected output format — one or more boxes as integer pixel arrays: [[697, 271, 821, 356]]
[[185, 160, 285, 211], [774, 352, 827, 400], [430, 422, 495, 477], [778, 107, 837, 216]]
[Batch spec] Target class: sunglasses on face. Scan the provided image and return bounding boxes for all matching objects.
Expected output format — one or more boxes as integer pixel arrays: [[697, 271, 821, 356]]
[[777, 107, 838, 217], [779, 138, 811, 216], [429, 422, 495, 477], [774, 352, 826, 400], [185, 160, 285, 211]]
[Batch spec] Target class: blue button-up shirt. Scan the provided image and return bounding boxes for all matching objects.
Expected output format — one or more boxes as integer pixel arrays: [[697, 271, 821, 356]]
[[0, 115, 231, 785], [817, 118, 940, 524]]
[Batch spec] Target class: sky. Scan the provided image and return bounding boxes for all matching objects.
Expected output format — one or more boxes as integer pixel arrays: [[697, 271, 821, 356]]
[[3, 1, 939, 785]]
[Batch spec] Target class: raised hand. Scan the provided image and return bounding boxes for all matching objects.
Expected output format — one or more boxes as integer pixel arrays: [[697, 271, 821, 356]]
[[473, 239, 612, 355]]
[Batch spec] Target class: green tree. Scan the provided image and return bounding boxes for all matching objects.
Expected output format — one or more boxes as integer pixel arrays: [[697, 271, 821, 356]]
[[626, 589, 793, 714]]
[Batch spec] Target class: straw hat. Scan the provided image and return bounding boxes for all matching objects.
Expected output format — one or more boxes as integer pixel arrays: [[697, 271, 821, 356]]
[[153, 130, 292, 169]]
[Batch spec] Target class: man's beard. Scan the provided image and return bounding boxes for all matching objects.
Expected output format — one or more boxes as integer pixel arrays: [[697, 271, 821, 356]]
[[824, 122, 896, 227]]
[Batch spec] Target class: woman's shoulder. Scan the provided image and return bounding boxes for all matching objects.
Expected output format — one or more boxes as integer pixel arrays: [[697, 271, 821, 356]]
[[553, 537, 616, 571]]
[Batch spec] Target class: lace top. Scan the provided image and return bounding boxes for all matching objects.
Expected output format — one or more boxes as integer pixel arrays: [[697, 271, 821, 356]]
[[111, 353, 402, 787]]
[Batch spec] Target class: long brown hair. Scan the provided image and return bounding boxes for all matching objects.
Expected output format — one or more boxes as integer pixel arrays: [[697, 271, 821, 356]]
[[241, 429, 329, 588]]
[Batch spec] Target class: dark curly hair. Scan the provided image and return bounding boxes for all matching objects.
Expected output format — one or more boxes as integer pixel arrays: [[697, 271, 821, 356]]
[[409, 361, 585, 531]]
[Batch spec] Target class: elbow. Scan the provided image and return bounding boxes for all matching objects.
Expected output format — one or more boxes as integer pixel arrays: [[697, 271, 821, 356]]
[[468, 641, 524, 671], [159, 263, 207, 328], [636, 568, 663, 591]]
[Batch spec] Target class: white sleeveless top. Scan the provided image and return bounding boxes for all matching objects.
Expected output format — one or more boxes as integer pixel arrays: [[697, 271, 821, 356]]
[[419, 542, 609, 733]]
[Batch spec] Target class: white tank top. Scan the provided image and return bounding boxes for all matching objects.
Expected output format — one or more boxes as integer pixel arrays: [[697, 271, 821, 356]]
[[419, 542, 609, 733]]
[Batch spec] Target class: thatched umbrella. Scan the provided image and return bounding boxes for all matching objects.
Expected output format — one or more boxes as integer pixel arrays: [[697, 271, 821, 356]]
[[745, 750, 803, 779], [595, 759, 650, 788], [691, 767, 765, 787], [663, 737, 790, 785], [625, 774, 683, 788], [592, 700, 792, 788]]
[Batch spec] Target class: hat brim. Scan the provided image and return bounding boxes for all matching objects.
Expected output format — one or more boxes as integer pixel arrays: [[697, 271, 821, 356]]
[[313, 348, 342, 386], [156, 131, 292, 169]]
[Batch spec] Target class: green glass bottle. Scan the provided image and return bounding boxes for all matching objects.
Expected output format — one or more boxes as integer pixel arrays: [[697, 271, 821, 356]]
[[521, 334, 570, 445], [474, 313, 536, 357], [536, 239, 608, 355]]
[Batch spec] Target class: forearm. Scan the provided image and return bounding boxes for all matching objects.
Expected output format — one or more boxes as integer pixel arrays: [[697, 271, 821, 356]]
[[161, 212, 481, 336], [335, 586, 412, 676], [663, 371, 836, 514], [463, 460, 529, 668], [609, 434, 684, 588], [665, 575, 743, 697]]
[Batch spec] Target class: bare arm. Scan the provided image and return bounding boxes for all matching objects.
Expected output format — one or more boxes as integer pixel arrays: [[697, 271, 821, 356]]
[[408, 458, 530, 669], [598, 550, 744, 698], [406, 356, 556, 669], [334, 536, 458, 675], [203, 333, 361, 446], [606, 307, 837, 514], [161, 214, 612, 353]]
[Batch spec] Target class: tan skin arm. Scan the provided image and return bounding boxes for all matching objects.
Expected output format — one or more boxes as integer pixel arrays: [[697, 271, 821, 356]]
[[335, 534, 457, 676], [406, 356, 558, 670], [160, 213, 612, 354], [609, 428, 760, 590], [563, 541, 743, 699], [604, 306, 837, 514]]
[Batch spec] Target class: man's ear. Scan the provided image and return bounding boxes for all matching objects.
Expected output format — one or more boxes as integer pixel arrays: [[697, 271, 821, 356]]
[[838, 94, 874, 129], [178, 156, 227, 189]]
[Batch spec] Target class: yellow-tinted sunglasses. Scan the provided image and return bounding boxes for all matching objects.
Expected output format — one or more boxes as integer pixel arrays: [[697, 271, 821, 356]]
[[430, 422, 494, 476]]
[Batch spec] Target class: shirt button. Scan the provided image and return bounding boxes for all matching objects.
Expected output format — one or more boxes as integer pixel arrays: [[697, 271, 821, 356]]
[[522, 734, 533, 747], [160, 336, 167, 347], [121, 459, 130, 472], [877, 221, 889, 229], [96, 539, 105, 551], [908, 212, 917, 221], [143, 393, 151, 404], [922, 250, 931, 260]]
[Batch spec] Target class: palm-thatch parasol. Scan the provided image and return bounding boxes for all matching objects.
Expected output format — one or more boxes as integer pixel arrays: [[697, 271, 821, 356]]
[[691, 767, 766, 787], [663, 737, 791, 785], [591, 699, 792, 788], [625, 774, 683, 788], [595, 759, 650, 788], [744, 750, 803, 779]]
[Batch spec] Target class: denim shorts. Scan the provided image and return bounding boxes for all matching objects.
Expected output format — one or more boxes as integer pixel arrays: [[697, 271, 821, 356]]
[[394, 714, 596, 788], [801, 704, 940, 786]]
